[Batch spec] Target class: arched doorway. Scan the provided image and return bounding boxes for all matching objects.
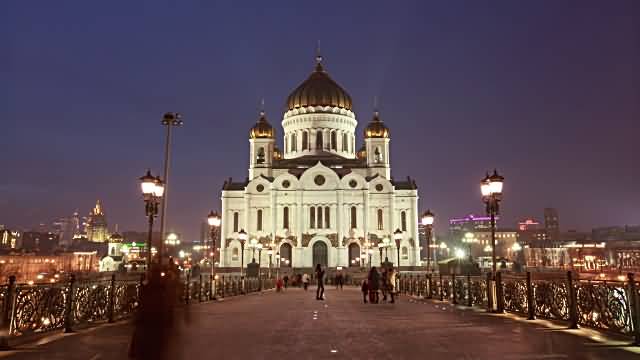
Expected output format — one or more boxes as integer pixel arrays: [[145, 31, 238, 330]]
[[348, 243, 360, 267], [312, 241, 328, 267], [280, 243, 292, 267]]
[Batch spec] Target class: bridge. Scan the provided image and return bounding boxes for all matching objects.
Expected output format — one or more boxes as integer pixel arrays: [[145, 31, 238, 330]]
[[0, 271, 638, 359]]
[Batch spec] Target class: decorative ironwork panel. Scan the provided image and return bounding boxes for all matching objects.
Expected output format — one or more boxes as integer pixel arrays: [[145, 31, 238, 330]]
[[502, 277, 528, 315], [470, 277, 488, 307], [114, 281, 140, 320], [455, 278, 466, 303], [533, 280, 569, 321], [73, 281, 110, 325], [11, 284, 67, 335], [575, 281, 632, 335], [442, 278, 453, 301]]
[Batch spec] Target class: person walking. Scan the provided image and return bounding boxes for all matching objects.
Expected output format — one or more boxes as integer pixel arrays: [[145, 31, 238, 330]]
[[368, 267, 380, 304], [283, 275, 289, 289], [388, 268, 396, 303], [336, 272, 344, 290], [302, 273, 310, 291], [380, 268, 388, 302], [361, 279, 369, 303], [315, 264, 325, 300]]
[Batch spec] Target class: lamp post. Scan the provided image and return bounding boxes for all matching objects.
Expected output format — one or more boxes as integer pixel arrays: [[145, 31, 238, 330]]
[[394, 229, 403, 269], [238, 229, 247, 278], [421, 210, 435, 272], [267, 248, 273, 278], [207, 210, 221, 295], [382, 237, 391, 262], [139, 170, 164, 273], [159, 112, 183, 263], [378, 243, 384, 266], [481, 169, 504, 275]]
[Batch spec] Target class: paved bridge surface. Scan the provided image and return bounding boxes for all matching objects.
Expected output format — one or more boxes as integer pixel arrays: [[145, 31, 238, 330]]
[[0, 287, 637, 360]]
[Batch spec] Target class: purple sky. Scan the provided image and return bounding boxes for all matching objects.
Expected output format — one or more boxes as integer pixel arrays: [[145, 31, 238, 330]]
[[2, 1, 638, 240]]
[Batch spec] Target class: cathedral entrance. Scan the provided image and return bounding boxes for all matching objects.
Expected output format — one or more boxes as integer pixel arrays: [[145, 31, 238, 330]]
[[312, 241, 328, 267], [348, 243, 360, 267], [280, 243, 292, 267]]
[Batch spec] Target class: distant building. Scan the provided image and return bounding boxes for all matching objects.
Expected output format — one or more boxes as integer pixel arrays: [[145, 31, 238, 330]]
[[592, 225, 640, 242], [21, 232, 59, 254], [0, 229, 20, 250], [543, 208, 560, 241], [516, 218, 548, 247], [86, 200, 109, 242]]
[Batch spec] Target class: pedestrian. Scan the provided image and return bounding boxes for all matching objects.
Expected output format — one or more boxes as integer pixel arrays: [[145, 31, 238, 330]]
[[283, 275, 289, 289], [368, 267, 380, 303], [337, 272, 344, 290], [315, 264, 325, 300], [302, 273, 310, 291], [388, 268, 396, 304], [361, 279, 369, 303], [276, 278, 284, 292], [380, 268, 388, 302]]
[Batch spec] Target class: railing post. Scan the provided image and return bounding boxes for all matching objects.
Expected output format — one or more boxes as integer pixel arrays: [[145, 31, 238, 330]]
[[495, 271, 504, 313], [185, 272, 191, 305], [0, 276, 16, 349], [427, 274, 432, 299], [526, 271, 535, 320], [439, 273, 443, 301], [627, 273, 640, 345], [210, 274, 215, 300], [108, 274, 116, 323], [221, 276, 225, 298], [467, 275, 472, 307], [452, 273, 458, 305], [64, 274, 76, 333], [567, 271, 578, 329], [198, 274, 203, 302], [486, 272, 494, 312]]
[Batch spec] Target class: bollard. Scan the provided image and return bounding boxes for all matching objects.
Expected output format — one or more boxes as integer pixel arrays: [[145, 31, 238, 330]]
[[495, 272, 504, 313], [0, 276, 17, 349], [108, 274, 116, 323], [626, 273, 640, 345], [64, 274, 76, 333], [526, 272, 535, 320], [467, 275, 472, 307], [567, 271, 578, 329], [486, 272, 494, 312], [452, 273, 457, 305]]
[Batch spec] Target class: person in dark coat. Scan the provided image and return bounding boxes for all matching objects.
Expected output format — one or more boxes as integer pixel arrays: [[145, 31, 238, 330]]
[[368, 267, 380, 304], [380, 268, 388, 302], [315, 264, 325, 300], [361, 279, 369, 303]]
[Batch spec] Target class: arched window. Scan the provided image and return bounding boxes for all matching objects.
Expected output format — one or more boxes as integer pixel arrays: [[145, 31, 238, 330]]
[[110, 247, 115, 256], [342, 133, 348, 151], [302, 131, 308, 150], [330, 131, 337, 150], [317, 206, 323, 229], [350, 206, 357, 229], [232, 247, 239, 261], [283, 207, 289, 230], [257, 209, 263, 231], [401, 211, 407, 232], [257, 147, 265, 164], [351, 137, 354, 153], [233, 212, 239, 232], [374, 147, 382, 163], [316, 131, 323, 149], [377, 209, 384, 230], [325, 207, 330, 228], [310, 207, 316, 229], [401, 246, 408, 260], [291, 133, 297, 151]]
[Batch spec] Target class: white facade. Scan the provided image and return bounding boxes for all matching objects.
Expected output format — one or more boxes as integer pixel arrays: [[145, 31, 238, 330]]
[[219, 57, 421, 269]]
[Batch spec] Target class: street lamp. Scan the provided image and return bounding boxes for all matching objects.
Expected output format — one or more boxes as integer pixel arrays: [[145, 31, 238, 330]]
[[140, 170, 164, 272], [238, 229, 247, 278], [267, 248, 273, 278], [382, 237, 390, 262], [207, 210, 221, 297], [421, 210, 435, 272], [159, 112, 183, 263], [393, 229, 403, 269], [481, 169, 504, 275]]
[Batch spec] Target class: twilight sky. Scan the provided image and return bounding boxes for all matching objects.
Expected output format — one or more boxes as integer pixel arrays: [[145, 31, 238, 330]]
[[2, 1, 638, 240]]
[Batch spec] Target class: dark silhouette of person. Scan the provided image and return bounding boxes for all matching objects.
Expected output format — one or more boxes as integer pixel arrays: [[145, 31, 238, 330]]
[[368, 267, 380, 303], [315, 264, 325, 300]]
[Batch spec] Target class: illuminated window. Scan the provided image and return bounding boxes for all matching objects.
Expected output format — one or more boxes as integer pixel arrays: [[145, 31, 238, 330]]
[[302, 131, 309, 150], [377, 209, 384, 230], [257, 209, 263, 231], [291, 133, 297, 152], [401, 211, 407, 232], [402, 247, 408, 260], [351, 206, 357, 229], [283, 207, 289, 230], [317, 207, 323, 229], [325, 207, 330, 228], [310, 207, 316, 229], [342, 133, 348, 151], [331, 131, 337, 150], [232, 248, 239, 261], [233, 212, 239, 232], [316, 131, 323, 149]]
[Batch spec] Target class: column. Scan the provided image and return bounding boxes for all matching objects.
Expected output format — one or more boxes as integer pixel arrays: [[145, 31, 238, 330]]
[[412, 195, 420, 266]]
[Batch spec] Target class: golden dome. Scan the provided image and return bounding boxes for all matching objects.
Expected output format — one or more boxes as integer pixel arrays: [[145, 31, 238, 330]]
[[286, 56, 352, 111], [364, 111, 390, 138], [249, 111, 275, 139], [356, 144, 367, 159]]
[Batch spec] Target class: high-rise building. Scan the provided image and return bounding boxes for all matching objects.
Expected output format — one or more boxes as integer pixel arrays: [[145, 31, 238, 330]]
[[544, 208, 560, 241], [86, 200, 109, 242], [516, 218, 548, 247]]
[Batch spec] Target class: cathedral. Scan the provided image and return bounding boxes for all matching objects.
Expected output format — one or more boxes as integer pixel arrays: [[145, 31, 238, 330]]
[[219, 54, 421, 269]]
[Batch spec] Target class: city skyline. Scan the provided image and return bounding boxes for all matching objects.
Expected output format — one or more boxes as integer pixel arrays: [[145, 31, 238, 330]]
[[3, 1, 638, 241]]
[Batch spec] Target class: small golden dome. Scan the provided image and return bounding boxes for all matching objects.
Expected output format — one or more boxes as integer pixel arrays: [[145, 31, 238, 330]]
[[273, 146, 282, 160], [286, 56, 352, 111], [356, 144, 367, 159], [249, 111, 275, 139], [364, 111, 389, 138]]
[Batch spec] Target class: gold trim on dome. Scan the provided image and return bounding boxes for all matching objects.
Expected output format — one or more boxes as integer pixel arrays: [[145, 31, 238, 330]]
[[285, 57, 353, 111], [250, 111, 275, 139], [364, 111, 390, 138]]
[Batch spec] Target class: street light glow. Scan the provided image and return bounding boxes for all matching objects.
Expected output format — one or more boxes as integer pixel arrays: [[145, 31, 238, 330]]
[[455, 248, 465, 259]]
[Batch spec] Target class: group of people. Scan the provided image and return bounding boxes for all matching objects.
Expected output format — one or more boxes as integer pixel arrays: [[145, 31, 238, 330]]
[[361, 266, 396, 304]]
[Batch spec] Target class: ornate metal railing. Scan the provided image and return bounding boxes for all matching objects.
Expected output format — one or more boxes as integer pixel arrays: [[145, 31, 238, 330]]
[[0, 272, 275, 341], [398, 271, 640, 344]]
